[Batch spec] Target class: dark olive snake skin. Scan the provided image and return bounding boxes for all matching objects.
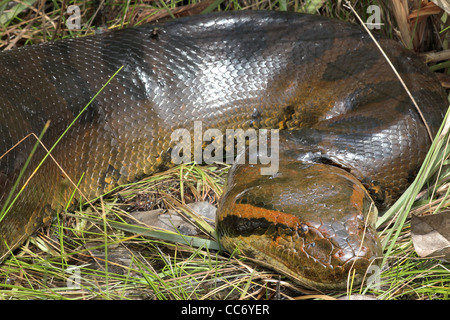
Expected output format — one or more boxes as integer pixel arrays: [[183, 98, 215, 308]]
[[0, 11, 447, 290]]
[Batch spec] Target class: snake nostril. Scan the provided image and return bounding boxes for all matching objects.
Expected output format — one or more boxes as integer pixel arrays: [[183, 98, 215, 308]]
[[355, 246, 370, 257], [336, 249, 346, 258]]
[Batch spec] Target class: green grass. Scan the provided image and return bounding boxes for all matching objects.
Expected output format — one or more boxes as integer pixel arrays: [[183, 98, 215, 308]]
[[2, 134, 450, 300], [0, 0, 449, 300], [0, 163, 287, 300]]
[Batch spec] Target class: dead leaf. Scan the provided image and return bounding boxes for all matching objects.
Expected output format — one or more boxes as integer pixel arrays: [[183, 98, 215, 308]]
[[411, 212, 450, 262], [431, 0, 450, 14], [128, 201, 216, 235], [130, 209, 198, 235], [187, 201, 216, 224]]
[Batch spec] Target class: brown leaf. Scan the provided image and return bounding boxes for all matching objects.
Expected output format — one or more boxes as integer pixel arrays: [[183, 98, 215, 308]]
[[411, 212, 450, 262], [431, 0, 450, 14], [130, 209, 198, 235]]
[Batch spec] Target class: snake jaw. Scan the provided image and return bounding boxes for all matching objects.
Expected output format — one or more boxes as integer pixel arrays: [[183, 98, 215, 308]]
[[218, 217, 381, 290]]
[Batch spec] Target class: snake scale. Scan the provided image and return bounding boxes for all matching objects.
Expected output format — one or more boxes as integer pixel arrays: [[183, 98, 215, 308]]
[[0, 11, 447, 290]]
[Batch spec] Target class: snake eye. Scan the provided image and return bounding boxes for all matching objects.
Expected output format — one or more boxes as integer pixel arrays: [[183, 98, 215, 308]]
[[300, 224, 309, 233]]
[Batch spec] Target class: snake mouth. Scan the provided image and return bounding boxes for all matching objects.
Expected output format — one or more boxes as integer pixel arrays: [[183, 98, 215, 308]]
[[216, 199, 382, 290], [218, 221, 382, 291]]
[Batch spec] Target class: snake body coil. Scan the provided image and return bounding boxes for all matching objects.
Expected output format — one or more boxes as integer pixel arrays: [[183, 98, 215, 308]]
[[0, 11, 447, 289]]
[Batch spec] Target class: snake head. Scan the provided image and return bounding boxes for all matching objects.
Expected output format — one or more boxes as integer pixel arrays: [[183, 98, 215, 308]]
[[216, 161, 382, 290]]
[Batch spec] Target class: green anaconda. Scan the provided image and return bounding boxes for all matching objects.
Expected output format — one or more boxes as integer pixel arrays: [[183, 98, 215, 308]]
[[0, 11, 447, 290]]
